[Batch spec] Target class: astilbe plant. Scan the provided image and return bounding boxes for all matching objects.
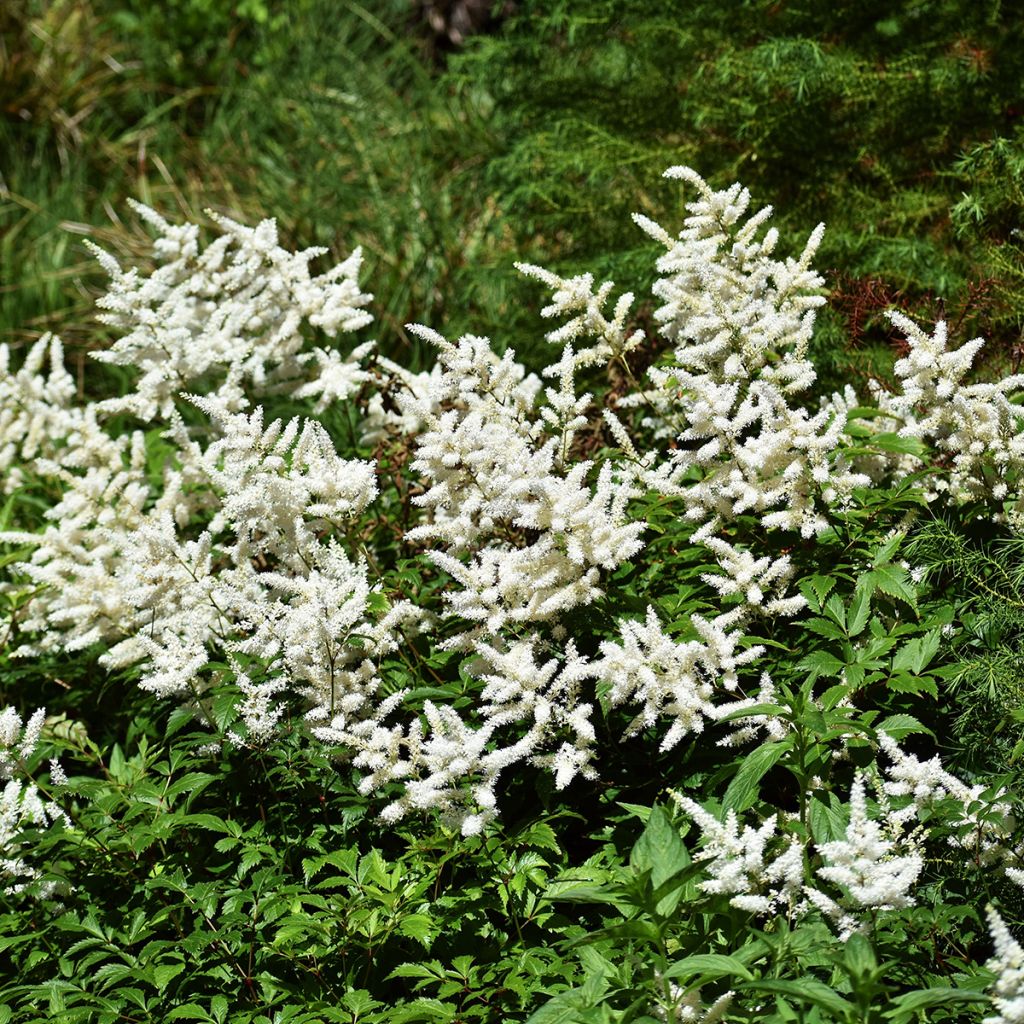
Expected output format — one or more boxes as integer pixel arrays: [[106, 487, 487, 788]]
[[6, 166, 1024, 1019]]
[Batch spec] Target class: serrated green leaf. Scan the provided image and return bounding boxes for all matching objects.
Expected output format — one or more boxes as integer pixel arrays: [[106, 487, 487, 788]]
[[723, 740, 791, 812], [664, 953, 753, 981]]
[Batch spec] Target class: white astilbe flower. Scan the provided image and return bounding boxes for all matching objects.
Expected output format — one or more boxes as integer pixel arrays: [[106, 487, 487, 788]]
[[0, 335, 80, 493], [3, 432, 151, 656], [637, 167, 823, 393], [90, 202, 374, 421], [329, 639, 596, 835], [878, 732, 1015, 866], [881, 313, 1024, 509], [714, 673, 790, 748], [358, 357, 444, 447], [6, 386, 414, 744], [0, 780, 69, 897], [0, 707, 70, 897], [699, 537, 805, 615], [673, 794, 804, 914], [404, 327, 643, 647], [515, 261, 645, 367], [0, 707, 46, 781], [673, 763, 957, 940], [290, 341, 376, 414], [987, 907, 1024, 1024], [631, 168, 866, 538], [176, 398, 377, 556], [597, 607, 764, 751], [652, 981, 734, 1024], [233, 541, 424, 734], [806, 772, 923, 939]]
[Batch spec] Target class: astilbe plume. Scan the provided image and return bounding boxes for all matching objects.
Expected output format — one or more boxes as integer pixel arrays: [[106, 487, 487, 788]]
[[675, 769, 922, 941], [318, 326, 642, 831], [0, 707, 68, 897], [652, 982, 734, 1024], [400, 325, 644, 646], [869, 312, 1024, 511], [672, 793, 804, 915], [89, 202, 375, 421], [986, 907, 1024, 1024], [97, 399, 420, 741], [8, 167, 1024, 840], [878, 732, 1017, 866], [804, 772, 924, 940], [3, 383, 419, 744], [674, 733, 1019, 942], [3, 428, 151, 655], [626, 166, 869, 540], [0, 335, 78, 494], [330, 640, 597, 834]]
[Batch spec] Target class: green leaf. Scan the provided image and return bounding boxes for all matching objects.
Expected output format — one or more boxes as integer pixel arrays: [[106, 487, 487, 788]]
[[388, 963, 445, 982], [876, 713, 933, 740], [847, 586, 872, 637], [741, 978, 855, 1015], [179, 814, 237, 836], [884, 987, 986, 1019], [525, 990, 589, 1024], [723, 740, 791, 812], [842, 933, 877, 978], [211, 995, 228, 1024], [871, 432, 928, 458], [887, 673, 938, 698], [165, 772, 217, 801], [798, 650, 845, 681], [664, 953, 753, 982], [630, 805, 689, 890], [860, 563, 918, 612], [397, 913, 434, 945], [153, 963, 184, 992], [166, 1006, 212, 1022], [799, 574, 836, 612], [803, 617, 847, 641]]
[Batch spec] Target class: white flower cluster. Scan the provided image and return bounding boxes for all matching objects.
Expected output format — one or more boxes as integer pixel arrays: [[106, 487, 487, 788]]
[[90, 202, 374, 421], [673, 793, 804, 915], [401, 326, 644, 643], [515, 261, 645, 368], [322, 639, 597, 834], [0, 335, 77, 494], [5, 389, 419, 744], [0, 707, 68, 897], [675, 734, 1020, 942], [596, 605, 759, 753], [652, 980, 733, 1024], [7, 166, 1024, 840], [676, 774, 921, 942], [803, 772, 923, 940], [873, 312, 1024, 508], [626, 167, 868, 540], [878, 732, 1016, 866], [4, 425, 151, 655], [987, 907, 1024, 1024]]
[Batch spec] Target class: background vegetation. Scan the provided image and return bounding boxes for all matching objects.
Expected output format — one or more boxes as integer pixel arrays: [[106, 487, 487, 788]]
[[4, 0, 1024, 372], [4, 1, 1024, 1021]]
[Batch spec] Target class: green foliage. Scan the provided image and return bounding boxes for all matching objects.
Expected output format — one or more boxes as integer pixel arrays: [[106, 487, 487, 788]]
[[448, 0, 1024, 376], [2, 410, 1023, 1020], [6, 2, 1024, 1020]]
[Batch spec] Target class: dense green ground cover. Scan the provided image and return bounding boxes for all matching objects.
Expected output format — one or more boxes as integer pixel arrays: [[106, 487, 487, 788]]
[[3, 3, 1024, 1022]]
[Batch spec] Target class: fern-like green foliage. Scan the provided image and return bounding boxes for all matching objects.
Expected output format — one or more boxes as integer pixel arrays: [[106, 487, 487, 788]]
[[908, 518, 1024, 775], [448, 0, 1024, 375]]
